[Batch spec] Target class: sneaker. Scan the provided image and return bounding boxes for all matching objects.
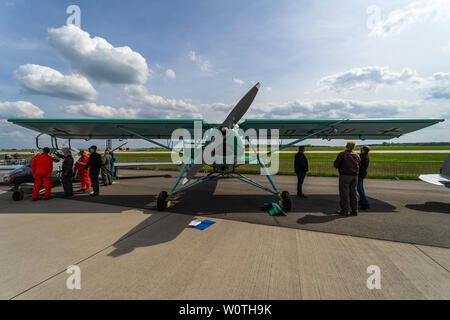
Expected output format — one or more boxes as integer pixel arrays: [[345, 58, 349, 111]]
[[298, 194, 308, 198], [351, 211, 358, 216], [32, 198, 41, 201], [44, 196, 54, 200], [336, 210, 349, 216]]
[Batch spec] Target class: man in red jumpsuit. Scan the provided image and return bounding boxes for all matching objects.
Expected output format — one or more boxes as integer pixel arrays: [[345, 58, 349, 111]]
[[31, 147, 53, 201], [76, 150, 91, 192]]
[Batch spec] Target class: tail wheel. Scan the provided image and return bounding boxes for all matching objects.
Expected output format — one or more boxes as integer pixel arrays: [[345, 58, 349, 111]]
[[12, 190, 24, 201], [281, 191, 292, 212], [157, 191, 169, 211]]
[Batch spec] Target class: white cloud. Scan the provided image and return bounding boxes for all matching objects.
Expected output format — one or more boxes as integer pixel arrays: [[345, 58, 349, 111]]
[[64, 103, 139, 118], [188, 50, 213, 72], [165, 69, 176, 80], [369, 0, 450, 37], [319, 65, 450, 100], [14, 64, 97, 101], [0, 120, 30, 140], [0, 100, 44, 119], [47, 25, 149, 84], [426, 72, 450, 99], [249, 98, 447, 120], [318, 66, 420, 91], [125, 85, 202, 118], [233, 78, 244, 86]]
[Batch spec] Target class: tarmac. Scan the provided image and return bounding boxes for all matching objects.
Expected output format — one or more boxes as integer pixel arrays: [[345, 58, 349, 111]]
[[0, 170, 449, 299]]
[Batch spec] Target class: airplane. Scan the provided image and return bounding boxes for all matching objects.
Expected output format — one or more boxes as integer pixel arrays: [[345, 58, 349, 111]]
[[7, 83, 444, 211], [419, 154, 450, 188], [1, 142, 179, 201]]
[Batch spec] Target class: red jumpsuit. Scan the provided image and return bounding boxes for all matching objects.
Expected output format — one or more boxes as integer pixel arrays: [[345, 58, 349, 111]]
[[76, 154, 91, 190], [31, 153, 53, 199]]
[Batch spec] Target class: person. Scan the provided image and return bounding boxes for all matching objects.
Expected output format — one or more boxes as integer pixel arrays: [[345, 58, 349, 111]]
[[101, 149, 113, 186], [31, 147, 53, 201], [107, 147, 117, 182], [333, 141, 361, 216], [75, 150, 91, 192], [357, 145, 371, 210], [86, 145, 102, 196], [59, 148, 74, 197], [294, 146, 308, 198]]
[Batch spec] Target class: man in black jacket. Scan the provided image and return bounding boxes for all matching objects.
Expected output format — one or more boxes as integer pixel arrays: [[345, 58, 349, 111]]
[[86, 145, 102, 196], [294, 146, 309, 198], [357, 145, 371, 210], [60, 148, 74, 197]]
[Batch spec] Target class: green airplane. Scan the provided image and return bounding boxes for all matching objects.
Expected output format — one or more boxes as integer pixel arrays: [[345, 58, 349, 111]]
[[8, 83, 444, 212]]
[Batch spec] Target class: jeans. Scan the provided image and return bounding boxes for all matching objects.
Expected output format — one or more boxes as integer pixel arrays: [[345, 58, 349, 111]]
[[357, 177, 369, 206], [89, 169, 100, 193], [297, 171, 306, 196], [339, 175, 358, 213]]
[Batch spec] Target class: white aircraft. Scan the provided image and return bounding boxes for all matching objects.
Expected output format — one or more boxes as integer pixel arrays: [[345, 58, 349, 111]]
[[419, 155, 450, 188]]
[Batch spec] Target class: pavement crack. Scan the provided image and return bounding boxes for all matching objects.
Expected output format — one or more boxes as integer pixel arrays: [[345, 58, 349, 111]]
[[413, 244, 450, 274]]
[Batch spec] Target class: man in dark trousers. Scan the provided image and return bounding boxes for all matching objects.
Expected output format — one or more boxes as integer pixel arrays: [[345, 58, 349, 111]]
[[333, 141, 361, 216], [294, 146, 309, 198], [86, 145, 102, 196], [358, 145, 371, 210], [59, 148, 74, 197]]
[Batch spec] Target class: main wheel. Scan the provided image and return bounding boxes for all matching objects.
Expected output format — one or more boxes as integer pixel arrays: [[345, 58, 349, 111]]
[[12, 190, 24, 201], [157, 191, 169, 211], [281, 191, 292, 212]]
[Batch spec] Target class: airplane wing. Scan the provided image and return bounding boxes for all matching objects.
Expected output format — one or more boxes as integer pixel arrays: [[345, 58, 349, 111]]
[[8, 118, 212, 140], [419, 154, 450, 188], [114, 161, 181, 167], [239, 119, 444, 140], [9, 118, 444, 141]]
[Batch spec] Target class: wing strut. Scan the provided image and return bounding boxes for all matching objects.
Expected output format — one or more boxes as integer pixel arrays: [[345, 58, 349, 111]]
[[265, 119, 348, 156], [117, 126, 173, 150]]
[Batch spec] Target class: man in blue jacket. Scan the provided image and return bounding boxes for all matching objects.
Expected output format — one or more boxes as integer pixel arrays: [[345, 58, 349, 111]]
[[358, 145, 371, 210], [107, 147, 117, 182]]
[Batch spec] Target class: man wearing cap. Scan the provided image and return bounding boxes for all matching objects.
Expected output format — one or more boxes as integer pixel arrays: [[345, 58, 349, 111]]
[[333, 141, 361, 216], [31, 147, 53, 201]]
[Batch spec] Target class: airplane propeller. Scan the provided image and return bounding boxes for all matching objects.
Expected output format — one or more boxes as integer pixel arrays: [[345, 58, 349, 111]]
[[182, 82, 260, 185]]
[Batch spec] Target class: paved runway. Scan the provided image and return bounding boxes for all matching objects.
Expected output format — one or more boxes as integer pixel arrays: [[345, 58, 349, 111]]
[[66, 170, 450, 248], [0, 170, 449, 299]]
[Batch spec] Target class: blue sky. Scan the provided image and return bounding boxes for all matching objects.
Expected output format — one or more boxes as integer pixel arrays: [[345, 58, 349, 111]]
[[0, 0, 449, 148]]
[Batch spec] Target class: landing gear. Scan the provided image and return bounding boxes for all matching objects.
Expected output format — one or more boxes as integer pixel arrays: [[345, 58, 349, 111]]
[[157, 191, 170, 211], [280, 191, 292, 212], [12, 190, 24, 201]]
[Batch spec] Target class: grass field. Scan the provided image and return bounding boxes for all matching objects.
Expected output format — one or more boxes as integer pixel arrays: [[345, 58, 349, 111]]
[[2, 147, 447, 180], [114, 151, 447, 180]]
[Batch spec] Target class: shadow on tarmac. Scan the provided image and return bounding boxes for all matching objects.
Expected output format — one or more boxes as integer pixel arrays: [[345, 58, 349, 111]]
[[405, 202, 450, 214]]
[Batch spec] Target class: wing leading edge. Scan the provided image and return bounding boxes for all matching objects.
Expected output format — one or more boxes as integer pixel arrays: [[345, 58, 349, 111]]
[[239, 119, 444, 139], [7, 118, 212, 140], [8, 118, 444, 140]]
